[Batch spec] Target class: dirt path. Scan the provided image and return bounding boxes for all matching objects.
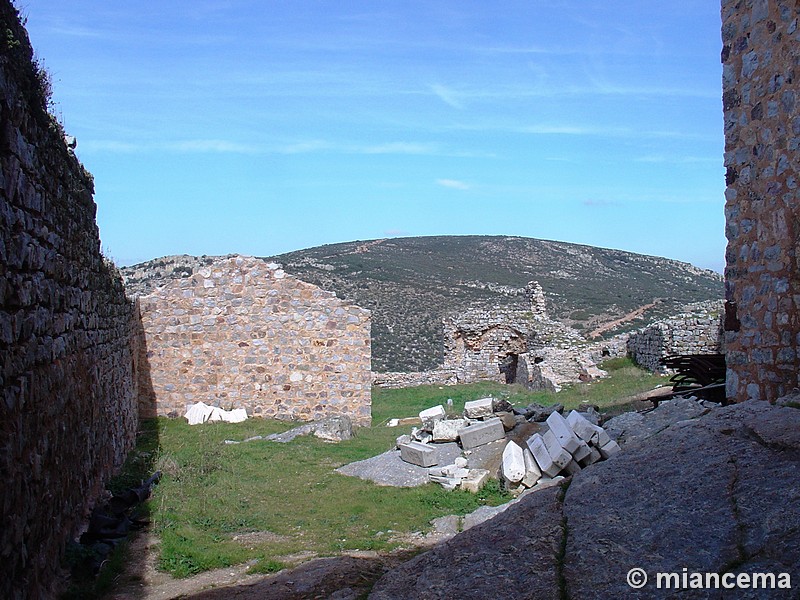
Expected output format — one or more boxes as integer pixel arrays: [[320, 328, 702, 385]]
[[587, 300, 661, 338], [104, 529, 438, 599]]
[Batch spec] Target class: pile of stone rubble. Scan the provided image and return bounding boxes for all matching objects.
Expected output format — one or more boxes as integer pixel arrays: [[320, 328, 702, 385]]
[[396, 397, 619, 492]]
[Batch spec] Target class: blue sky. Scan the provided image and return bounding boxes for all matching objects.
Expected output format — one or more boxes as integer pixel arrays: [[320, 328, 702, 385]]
[[23, 1, 726, 270]]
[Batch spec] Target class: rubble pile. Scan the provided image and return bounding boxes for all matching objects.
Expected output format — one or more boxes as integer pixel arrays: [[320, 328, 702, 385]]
[[396, 397, 620, 493], [502, 410, 620, 493]]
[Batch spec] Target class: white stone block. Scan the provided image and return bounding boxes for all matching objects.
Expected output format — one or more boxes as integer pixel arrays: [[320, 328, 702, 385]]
[[461, 469, 490, 493], [501, 440, 526, 483], [464, 397, 495, 419], [579, 447, 602, 467], [566, 410, 599, 444], [542, 429, 573, 471], [563, 459, 582, 475], [400, 441, 438, 467], [546, 411, 582, 454], [592, 424, 612, 447], [419, 405, 446, 429], [525, 433, 561, 478], [571, 439, 592, 462], [521, 448, 542, 487], [458, 417, 505, 450], [599, 439, 621, 459], [433, 418, 467, 442]]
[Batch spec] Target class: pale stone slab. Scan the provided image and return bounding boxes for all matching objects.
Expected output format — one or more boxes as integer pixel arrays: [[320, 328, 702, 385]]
[[599, 439, 621, 459], [546, 411, 582, 454], [419, 405, 446, 429], [571, 439, 592, 462], [502, 440, 526, 483], [542, 429, 572, 471], [563, 459, 582, 475], [458, 417, 505, 450], [526, 433, 561, 478], [464, 397, 495, 419], [592, 424, 612, 447], [400, 441, 438, 467], [429, 474, 460, 490], [579, 447, 602, 467], [461, 469, 490, 493], [566, 410, 599, 444], [522, 448, 542, 487], [433, 418, 467, 442]]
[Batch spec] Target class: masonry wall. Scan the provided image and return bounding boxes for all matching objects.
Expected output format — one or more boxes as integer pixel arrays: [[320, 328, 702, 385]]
[[627, 307, 725, 372], [137, 255, 372, 426], [721, 0, 800, 401], [0, 3, 140, 597]]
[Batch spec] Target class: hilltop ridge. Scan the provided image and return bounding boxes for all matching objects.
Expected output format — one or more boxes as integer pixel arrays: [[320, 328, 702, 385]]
[[122, 236, 723, 372]]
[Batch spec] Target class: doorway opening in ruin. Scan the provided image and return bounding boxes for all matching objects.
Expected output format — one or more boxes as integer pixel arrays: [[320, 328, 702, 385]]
[[499, 353, 519, 384]]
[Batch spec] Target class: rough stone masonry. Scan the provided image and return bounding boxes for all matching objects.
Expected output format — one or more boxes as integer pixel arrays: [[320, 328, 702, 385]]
[[0, 3, 140, 597], [722, 0, 800, 402], [134, 255, 373, 426]]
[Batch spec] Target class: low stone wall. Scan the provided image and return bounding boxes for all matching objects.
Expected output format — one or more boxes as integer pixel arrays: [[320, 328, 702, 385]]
[[136, 255, 372, 426], [372, 369, 460, 389], [1, 4, 140, 597], [626, 304, 725, 372]]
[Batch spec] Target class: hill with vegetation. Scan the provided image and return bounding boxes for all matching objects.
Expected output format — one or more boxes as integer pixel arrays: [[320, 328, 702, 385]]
[[268, 236, 723, 372]]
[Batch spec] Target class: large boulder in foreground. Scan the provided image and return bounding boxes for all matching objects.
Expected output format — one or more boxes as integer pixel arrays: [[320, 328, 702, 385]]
[[369, 400, 800, 599]]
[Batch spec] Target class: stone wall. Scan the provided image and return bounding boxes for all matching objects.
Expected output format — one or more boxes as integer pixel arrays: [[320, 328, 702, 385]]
[[721, 0, 800, 402], [627, 303, 725, 372], [135, 255, 372, 426], [0, 3, 140, 597]]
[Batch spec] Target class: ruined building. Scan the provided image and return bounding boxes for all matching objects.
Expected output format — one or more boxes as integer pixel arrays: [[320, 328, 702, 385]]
[[131, 254, 372, 426], [722, 0, 800, 402]]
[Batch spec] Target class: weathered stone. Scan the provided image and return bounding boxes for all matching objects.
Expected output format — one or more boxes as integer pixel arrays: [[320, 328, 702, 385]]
[[428, 475, 460, 490], [395, 434, 412, 448], [370, 401, 800, 599], [598, 439, 621, 459], [419, 405, 446, 430], [541, 429, 572, 472], [603, 397, 709, 447], [432, 418, 467, 442], [545, 411, 582, 454], [461, 469, 490, 494], [523, 402, 564, 422], [501, 440, 526, 483], [463, 397, 494, 419], [337, 443, 462, 488], [566, 410, 600, 444], [458, 417, 505, 450], [399, 441, 438, 467], [521, 448, 542, 488], [525, 433, 561, 478], [570, 439, 592, 462], [578, 447, 601, 467], [563, 459, 582, 475], [495, 411, 517, 431], [313, 415, 354, 442]]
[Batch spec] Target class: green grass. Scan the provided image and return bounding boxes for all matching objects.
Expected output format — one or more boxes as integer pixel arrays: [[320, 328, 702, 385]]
[[95, 358, 662, 582]]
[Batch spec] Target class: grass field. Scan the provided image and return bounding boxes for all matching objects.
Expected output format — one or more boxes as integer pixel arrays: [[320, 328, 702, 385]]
[[68, 358, 664, 595]]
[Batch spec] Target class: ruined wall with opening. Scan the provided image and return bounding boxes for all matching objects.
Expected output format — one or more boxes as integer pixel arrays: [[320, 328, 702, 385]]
[[626, 303, 725, 372], [721, 0, 800, 402], [134, 255, 372, 426], [0, 3, 140, 597]]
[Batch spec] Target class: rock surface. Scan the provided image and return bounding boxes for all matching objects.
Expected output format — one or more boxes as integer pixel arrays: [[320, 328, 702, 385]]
[[369, 401, 800, 598], [336, 443, 462, 487]]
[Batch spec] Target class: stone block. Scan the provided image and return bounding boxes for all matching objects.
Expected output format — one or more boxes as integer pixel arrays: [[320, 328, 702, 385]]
[[419, 405, 446, 430], [599, 439, 621, 459], [458, 417, 505, 450], [433, 418, 467, 442], [563, 459, 582, 475], [566, 410, 599, 444], [501, 440, 526, 483], [521, 448, 542, 487], [400, 441, 438, 467], [579, 447, 602, 467], [542, 429, 572, 472], [571, 440, 592, 462], [496, 411, 517, 431], [546, 411, 582, 454], [526, 433, 561, 478], [429, 474, 460, 490], [592, 424, 612, 447], [461, 468, 490, 493], [464, 397, 495, 419]]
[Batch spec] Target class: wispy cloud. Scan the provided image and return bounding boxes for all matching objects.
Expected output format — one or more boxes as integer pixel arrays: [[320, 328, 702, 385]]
[[430, 84, 464, 109], [437, 179, 470, 191], [584, 199, 619, 207]]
